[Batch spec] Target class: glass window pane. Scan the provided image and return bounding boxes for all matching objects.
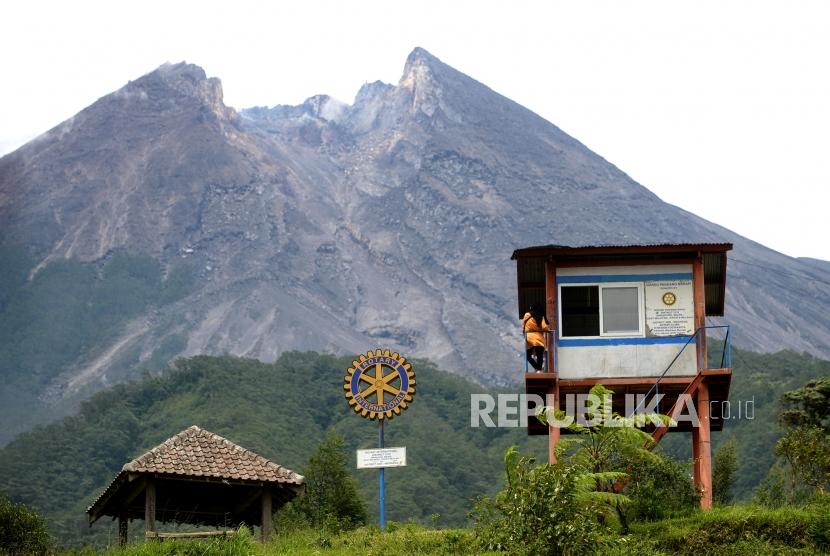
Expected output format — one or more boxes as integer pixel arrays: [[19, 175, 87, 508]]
[[602, 287, 639, 333], [561, 286, 599, 337]]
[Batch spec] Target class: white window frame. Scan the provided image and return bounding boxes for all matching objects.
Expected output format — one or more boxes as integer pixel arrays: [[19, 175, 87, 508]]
[[558, 282, 645, 339]]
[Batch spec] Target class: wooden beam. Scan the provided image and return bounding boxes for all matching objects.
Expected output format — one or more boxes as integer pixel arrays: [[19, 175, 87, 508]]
[[558, 376, 696, 389], [146, 531, 236, 539], [144, 479, 156, 539], [87, 472, 129, 526], [651, 372, 705, 445], [261, 489, 273, 542]]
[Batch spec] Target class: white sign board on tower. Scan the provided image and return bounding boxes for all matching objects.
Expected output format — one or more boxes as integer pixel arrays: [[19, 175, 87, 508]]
[[644, 279, 695, 337], [357, 447, 407, 469]]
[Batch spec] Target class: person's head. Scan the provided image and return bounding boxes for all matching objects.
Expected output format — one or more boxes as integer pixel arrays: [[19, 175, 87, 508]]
[[529, 303, 545, 319]]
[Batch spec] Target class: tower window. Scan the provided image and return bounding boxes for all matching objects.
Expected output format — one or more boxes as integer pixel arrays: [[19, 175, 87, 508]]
[[560, 283, 643, 338]]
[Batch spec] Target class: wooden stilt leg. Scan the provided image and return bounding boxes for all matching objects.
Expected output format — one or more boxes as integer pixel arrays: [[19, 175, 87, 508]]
[[261, 489, 273, 542], [696, 381, 712, 509], [548, 384, 559, 464], [692, 426, 701, 493]]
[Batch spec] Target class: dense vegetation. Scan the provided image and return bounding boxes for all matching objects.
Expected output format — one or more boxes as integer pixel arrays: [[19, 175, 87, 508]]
[[0, 347, 827, 550], [0, 246, 195, 444], [660, 346, 830, 498], [0, 353, 547, 547], [0, 495, 51, 555], [278, 433, 370, 531]]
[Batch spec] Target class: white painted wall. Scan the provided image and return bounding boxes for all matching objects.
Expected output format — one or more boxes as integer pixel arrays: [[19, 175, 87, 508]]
[[555, 263, 697, 379], [557, 263, 693, 277], [557, 342, 697, 379]]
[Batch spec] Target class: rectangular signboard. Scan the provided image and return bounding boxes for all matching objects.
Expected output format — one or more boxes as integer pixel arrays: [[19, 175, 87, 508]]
[[644, 279, 694, 337], [357, 447, 407, 469]]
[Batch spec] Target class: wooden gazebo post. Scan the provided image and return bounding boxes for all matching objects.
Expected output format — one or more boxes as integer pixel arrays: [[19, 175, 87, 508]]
[[261, 489, 272, 542], [118, 512, 128, 546], [145, 478, 156, 540]]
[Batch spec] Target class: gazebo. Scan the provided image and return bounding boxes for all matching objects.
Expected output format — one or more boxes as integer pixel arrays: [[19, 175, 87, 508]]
[[87, 425, 304, 544]]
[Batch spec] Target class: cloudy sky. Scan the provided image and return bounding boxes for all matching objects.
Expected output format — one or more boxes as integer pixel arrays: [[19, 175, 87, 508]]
[[2, 0, 828, 260]]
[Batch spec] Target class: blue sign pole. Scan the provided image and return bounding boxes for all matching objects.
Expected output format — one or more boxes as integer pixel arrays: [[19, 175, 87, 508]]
[[379, 418, 385, 530]]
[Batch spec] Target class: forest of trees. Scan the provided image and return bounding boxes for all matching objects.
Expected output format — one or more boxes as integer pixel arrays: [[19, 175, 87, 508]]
[[0, 350, 827, 552]]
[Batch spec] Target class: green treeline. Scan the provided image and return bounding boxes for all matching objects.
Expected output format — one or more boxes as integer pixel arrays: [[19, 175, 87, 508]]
[[0, 353, 545, 546], [0, 348, 827, 548]]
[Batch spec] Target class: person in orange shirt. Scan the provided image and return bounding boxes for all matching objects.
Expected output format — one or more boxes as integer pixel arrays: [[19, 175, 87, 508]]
[[522, 304, 550, 372]]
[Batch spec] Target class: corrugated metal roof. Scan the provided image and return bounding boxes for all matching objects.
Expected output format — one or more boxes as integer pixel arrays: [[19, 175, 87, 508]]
[[512, 243, 732, 317], [511, 242, 733, 259]]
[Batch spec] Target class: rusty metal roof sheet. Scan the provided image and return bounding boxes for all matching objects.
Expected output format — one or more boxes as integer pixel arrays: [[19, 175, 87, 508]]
[[511, 242, 733, 259]]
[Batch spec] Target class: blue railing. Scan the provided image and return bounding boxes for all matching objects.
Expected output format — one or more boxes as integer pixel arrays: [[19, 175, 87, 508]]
[[628, 325, 732, 417], [523, 330, 557, 373]]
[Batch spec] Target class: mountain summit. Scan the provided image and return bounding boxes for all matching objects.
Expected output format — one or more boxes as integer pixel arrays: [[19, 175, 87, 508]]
[[1, 48, 828, 443]]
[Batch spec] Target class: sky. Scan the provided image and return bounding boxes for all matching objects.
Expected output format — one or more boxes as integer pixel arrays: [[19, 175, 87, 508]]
[[2, 1, 828, 260]]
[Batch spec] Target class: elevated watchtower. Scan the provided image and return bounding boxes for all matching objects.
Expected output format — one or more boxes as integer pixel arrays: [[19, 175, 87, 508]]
[[512, 243, 733, 509]]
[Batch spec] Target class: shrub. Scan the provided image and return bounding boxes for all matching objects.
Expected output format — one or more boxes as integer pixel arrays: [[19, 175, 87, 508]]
[[0, 495, 51, 555], [624, 455, 698, 521], [278, 433, 368, 533], [471, 447, 606, 555], [625, 505, 823, 554], [712, 438, 738, 505]]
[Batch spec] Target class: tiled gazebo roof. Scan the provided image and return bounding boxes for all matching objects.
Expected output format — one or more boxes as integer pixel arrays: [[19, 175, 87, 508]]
[[87, 425, 303, 526], [121, 425, 303, 483]]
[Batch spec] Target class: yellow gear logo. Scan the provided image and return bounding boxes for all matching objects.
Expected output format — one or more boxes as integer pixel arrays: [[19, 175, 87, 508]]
[[344, 349, 416, 420]]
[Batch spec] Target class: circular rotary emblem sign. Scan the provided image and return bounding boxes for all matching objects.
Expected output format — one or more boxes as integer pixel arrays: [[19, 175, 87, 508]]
[[662, 292, 677, 306], [344, 349, 416, 420]]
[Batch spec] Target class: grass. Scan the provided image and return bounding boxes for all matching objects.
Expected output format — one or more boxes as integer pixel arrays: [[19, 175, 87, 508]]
[[612, 503, 830, 555], [60, 524, 490, 556], [58, 502, 830, 555]]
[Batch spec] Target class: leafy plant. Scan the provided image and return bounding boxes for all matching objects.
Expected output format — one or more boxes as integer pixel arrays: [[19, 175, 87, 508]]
[[755, 375, 830, 505], [623, 454, 698, 521], [0, 494, 52, 555], [471, 446, 607, 555], [775, 426, 830, 494], [712, 437, 737, 505], [537, 383, 671, 531], [279, 433, 368, 532], [780, 377, 830, 431]]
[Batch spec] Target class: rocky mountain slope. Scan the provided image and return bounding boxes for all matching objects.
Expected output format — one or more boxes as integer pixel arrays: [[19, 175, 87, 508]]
[[1, 48, 828, 443]]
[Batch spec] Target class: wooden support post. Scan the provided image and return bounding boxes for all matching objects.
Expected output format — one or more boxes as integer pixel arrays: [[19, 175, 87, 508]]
[[261, 489, 273, 542], [548, 384, 559, 464], [118, 513, 128, 547], [694, 381, 713, 509], [544, 260, 557, 374], [144, 479, 156, 539], [692, 255, 707, 369], [691, 426, 701, 490]]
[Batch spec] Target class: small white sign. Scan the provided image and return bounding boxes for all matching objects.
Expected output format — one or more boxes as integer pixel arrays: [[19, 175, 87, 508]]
[[645, 279, 694, 337], [357, 447, 407, 469]]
